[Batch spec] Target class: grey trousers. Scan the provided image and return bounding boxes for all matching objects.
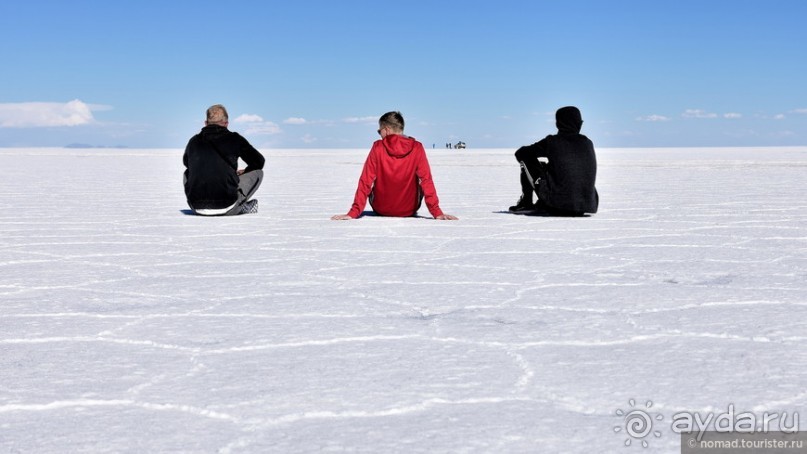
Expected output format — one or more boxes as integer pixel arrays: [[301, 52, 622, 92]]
[[224, 169, 263, 215]]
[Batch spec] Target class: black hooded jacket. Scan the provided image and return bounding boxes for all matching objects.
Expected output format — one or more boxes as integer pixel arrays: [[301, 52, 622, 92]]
[[516, 106, 599, 214], [183, 125, 265, 210]]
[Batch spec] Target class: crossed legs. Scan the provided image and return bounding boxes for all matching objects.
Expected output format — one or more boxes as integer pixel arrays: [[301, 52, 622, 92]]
[[224, 170, 263, 215]]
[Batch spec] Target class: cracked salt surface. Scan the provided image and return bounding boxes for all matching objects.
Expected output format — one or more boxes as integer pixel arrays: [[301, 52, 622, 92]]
[[1, 147, 806, 452]]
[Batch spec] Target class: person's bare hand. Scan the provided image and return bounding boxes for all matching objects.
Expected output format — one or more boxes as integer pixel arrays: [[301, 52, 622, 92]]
[[237, 169, 246, 176], [435, 214, 458, 220], [331, 214, 353, 220]]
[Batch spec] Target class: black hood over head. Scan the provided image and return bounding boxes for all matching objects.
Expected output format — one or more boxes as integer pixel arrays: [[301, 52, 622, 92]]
[[556, 106, 583, 135]]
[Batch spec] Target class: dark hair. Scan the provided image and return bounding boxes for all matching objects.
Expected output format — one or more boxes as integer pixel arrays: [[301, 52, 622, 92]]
[[379, 111, 404, 132]]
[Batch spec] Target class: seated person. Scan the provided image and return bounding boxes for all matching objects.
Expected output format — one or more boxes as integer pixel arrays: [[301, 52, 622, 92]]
[[183, 104, 264, 215], [510, 106, 599, 216], [332, 111, 457, 221]]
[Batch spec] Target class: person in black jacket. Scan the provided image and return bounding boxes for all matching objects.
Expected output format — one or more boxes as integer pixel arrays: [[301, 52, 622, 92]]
[[183, 104, 265, 215], [509, 106, 599, 216]]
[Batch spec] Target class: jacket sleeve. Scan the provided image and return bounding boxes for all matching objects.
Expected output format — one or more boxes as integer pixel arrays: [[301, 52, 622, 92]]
[[415, 147, 444, 218], [347, 146, 378, 218], [236, 134, 265, 172], [182, 139, 192, 196], [515, 136, 551, 162], [182, 136, 194, 169]]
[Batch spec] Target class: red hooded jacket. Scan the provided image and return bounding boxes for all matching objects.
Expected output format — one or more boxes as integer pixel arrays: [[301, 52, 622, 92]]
[[347, 134, 444, 218]]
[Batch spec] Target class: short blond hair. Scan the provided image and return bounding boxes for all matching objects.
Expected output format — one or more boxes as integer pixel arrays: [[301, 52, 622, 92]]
[[379, 111, 404, 133], [206, 104, 229, 125]]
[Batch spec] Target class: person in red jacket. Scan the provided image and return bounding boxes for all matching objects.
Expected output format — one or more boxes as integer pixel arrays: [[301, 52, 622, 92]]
[[332, 111, 458, 221]]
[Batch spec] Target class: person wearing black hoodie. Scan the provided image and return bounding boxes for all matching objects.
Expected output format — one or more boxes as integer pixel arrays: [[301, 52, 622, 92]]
[[183, 104, 265, 215], [509, 106, 599, 216]]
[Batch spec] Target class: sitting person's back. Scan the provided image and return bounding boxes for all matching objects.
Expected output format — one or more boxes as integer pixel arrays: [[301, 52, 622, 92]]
[[511, 106, 598, 216], [183, 104, 265, 216], [357, 133, 432, 218], [332, 111, 457, 221]]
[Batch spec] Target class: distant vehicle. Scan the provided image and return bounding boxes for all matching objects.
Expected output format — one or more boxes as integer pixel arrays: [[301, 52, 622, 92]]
[[454, 141, 466, 149]]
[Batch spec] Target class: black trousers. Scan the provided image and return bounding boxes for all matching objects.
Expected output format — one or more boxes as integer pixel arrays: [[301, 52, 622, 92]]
[[514, 149, 548, 200]]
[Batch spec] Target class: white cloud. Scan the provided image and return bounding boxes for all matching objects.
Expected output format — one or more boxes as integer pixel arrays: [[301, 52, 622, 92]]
[[723, 113, 742, 119], [301, 134, 317, 144], [0, 99, 97, 128], [636, 114, 670, 122], [790, 108, 807, 114], [283, 117, 308, 125], [682, 109, 718, 119], [342, 116, 377, 124], [774, 114, 786, 120], [233, 114, 264, 123], [232, 113, 281, 135], [244, 122, 282, 135]]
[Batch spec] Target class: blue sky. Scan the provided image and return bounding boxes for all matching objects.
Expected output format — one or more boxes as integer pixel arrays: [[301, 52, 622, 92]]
[[1, 1, 806, 149]]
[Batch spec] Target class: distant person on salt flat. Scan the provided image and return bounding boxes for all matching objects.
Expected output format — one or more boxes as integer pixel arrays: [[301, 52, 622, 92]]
[[509, 106, 599, 216], [183, 104, 265, 216], [332, 111, 458, 221]]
